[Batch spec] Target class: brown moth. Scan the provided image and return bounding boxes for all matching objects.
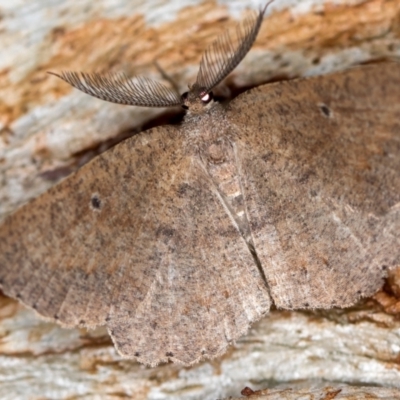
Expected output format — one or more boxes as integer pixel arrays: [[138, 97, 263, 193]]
[[1, 3, 400, 367]]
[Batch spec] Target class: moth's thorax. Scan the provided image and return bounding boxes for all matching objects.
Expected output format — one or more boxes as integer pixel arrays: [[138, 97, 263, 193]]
[[185, 97, 214, 115], [184, 102, 232, 146], [183, 103, 252, 244]]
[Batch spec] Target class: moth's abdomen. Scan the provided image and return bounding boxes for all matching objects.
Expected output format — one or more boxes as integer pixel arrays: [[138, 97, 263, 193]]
[[200, 138, 252, 244]]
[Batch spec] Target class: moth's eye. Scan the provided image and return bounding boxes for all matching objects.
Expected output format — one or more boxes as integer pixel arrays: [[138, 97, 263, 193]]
[[181, 92, 189, 109], [200, 91, 213, 104]]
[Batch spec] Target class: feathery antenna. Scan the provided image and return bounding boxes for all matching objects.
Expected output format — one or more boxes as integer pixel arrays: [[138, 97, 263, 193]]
[[48, 71, 182, 107], [195, 1, 271, 93], [49, 2, 272, 110]]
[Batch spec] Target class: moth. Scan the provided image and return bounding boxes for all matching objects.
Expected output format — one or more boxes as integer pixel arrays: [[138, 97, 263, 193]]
[[0, 3, 399, 367]]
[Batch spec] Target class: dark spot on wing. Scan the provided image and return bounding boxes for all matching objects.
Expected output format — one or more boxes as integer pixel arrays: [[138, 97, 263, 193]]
[[90, 195, 101, 210], [319, 104, 331, 117]]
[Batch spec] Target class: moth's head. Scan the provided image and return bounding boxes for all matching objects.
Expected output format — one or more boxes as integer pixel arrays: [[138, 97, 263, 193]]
[[181, 84, 214, 114]]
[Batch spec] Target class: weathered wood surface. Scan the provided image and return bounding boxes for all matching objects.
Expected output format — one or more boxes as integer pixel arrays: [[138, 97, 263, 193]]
[[1, 0, 400, 399], [2, 291, 400, 399], [235, 386, 400, 399]]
